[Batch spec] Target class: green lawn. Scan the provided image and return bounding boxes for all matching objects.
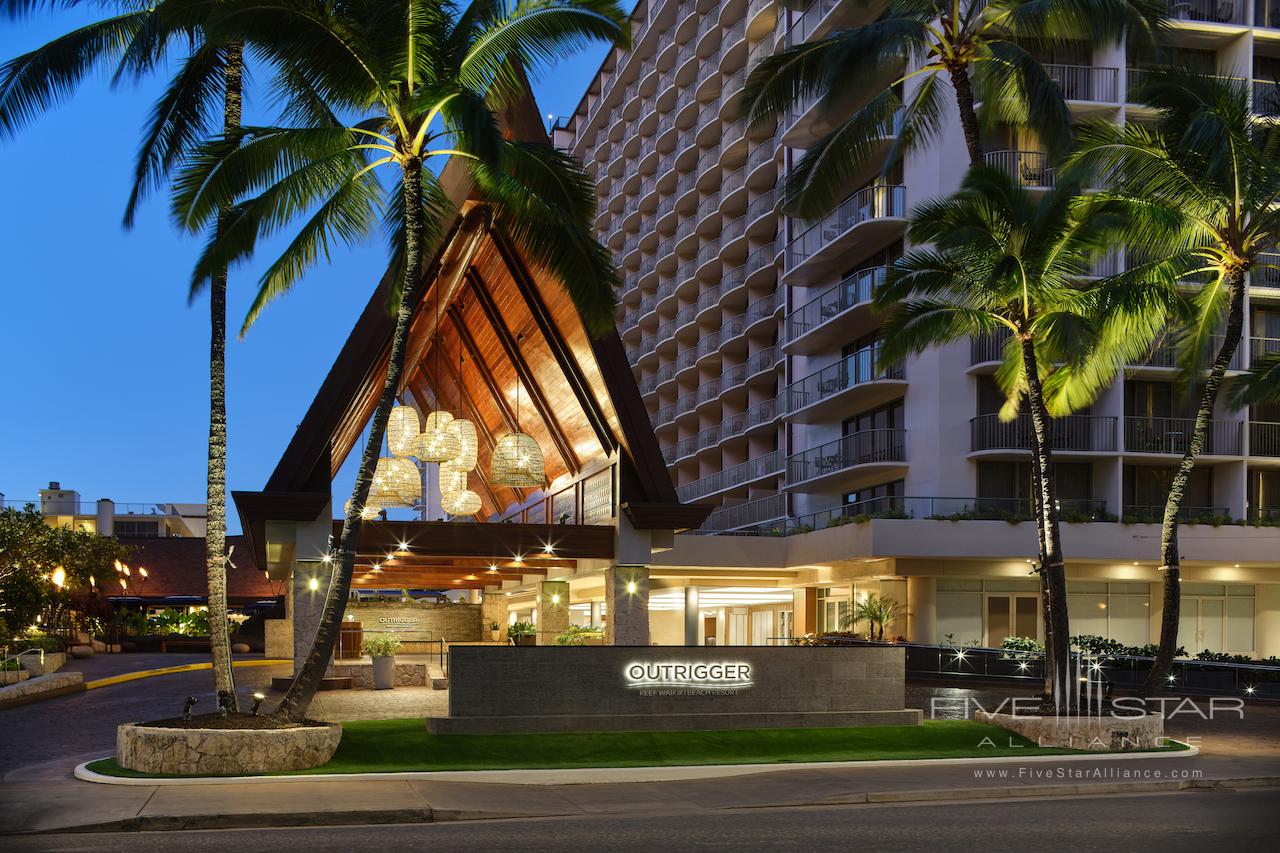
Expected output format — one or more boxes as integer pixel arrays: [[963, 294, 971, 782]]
[[85, 719, 1187, 778]]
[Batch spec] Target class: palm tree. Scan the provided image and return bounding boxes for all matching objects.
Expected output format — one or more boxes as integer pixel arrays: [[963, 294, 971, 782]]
[[741, 0, 1166, 215], [0, 0, 265, 709], [874, 165, 1166, 708], [174, 0, 628, 721], [841, 594, 905, 641], [1067, 69, 1280, 692]]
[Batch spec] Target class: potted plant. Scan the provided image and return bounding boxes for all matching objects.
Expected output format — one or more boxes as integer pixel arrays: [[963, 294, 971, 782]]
[[489, 621, 501, 642], [361, 634, 402, 690], [508, 621, 536, 646]]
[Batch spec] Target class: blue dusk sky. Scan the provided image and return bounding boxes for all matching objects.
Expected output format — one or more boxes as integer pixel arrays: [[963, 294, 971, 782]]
[[0, 6, 631, 531]]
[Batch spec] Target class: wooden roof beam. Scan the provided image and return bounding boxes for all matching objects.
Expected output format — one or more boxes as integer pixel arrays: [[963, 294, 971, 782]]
[[467, 269, 581, 475]]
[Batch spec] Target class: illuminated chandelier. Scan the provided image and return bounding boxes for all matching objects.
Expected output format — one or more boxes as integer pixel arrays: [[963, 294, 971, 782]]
[[440, 463, 481, 516], [369, 456, 420, 508], [491, 337, 545, 488]]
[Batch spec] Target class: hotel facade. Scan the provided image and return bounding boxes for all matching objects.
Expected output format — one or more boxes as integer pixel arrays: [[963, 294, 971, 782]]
[[530, 0, 1280, 657]]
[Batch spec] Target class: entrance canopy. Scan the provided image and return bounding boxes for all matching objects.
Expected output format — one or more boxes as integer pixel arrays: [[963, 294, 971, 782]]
[[233, 93, 708, 583]]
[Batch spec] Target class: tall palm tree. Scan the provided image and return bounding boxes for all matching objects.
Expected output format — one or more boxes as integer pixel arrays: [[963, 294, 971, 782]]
[[741, 0, 1166, 215], [174, 0, 627, 721], [0, 0, 264, 708], [874, 165, 1166, 708], [1067, 69, 1280, 692]]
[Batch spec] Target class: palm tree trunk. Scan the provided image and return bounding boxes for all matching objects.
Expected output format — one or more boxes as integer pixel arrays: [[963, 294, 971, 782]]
[[273, 156, 427, 722], [1142, 273, 1247, 693], [1020, 336, 1070, 710], [206, 41, 243, 711], [946, 62, 984, 167]]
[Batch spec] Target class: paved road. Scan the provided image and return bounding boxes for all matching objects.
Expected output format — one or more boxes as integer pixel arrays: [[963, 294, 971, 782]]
[[0, 661, 287, 780], [5, 789, 1276, 852]]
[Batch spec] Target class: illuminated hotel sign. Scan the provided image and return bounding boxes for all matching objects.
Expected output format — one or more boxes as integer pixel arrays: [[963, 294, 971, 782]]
[[624, 661, 753, 695]]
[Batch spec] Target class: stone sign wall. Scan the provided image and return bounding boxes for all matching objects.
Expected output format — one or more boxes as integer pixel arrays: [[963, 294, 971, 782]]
[[347, 601, 482, 642], [431, 645, 921, 733]]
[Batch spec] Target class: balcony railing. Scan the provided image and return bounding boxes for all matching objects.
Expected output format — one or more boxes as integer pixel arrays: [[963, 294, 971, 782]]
[[702, 493, 788, 531], [1254, 80, 1280, 117], [676, 450, 784, 502], [1258, 0, 1280, 28], [786, 266, 886, 342], [1256, 253, 1280, 288], [1121, 504, 1231, 524], [721, 495, 1111, 536], [786, 429, 907, 485], [1123, 416, 1243, 455], [984, 150, 1055, 188], [785, 347, 904, 413], [1165, 0, 1245, 24], [970, 414, 1118, 453], [1251, 421, 1280, 457], [1045, 63, 1120, 103], [970, 328, 1013, 364], [785, 185, 906, 272], [1251, 336, 1280, 366], [784, 0, 839, 48], [1130, 334, 1246, 370]]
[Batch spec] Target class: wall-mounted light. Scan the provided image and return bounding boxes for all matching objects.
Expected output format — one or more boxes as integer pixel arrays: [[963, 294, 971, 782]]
[[626, 581, 637, 595], [308, 577, 319, 591], [551, 593, 561, 605]]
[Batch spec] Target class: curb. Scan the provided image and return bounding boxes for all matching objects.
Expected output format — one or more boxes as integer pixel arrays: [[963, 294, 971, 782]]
[[23, 773, 1280, 835], [84, 659, 289, 690], [73, 740, 1199, 787]]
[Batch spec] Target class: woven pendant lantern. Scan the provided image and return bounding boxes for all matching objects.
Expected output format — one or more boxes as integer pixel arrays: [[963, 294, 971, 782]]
[[492, 432, 544, 487], [371, 457, 420, 508], [490, 334, 546, 488], [439, 463, 468, 498], [441, 487, 481, 516], [387, 405, 421, 457], [446, 417, 478, 471], [417, 411, 460, 463]]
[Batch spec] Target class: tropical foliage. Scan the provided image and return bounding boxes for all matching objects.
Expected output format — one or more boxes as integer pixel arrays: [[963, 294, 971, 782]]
[[1067, 68, 1280, 690], [840, 593, 904, 642]]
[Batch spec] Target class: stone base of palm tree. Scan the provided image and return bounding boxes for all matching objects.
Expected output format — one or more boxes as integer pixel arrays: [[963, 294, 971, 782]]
[[116, 720, 341, 775], [979, 711, 1165, 751]]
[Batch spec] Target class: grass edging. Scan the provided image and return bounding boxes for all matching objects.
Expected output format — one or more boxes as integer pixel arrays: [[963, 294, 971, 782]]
[[80, 720, 1191, 783]]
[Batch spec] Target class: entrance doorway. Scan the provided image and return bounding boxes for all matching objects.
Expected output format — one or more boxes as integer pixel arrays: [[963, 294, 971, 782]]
[[1179, 597, 1225, 653], [985, 594, 1040, 647]]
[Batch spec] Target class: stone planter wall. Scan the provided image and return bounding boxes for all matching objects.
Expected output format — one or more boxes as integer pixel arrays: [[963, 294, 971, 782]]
[[21, 652, 65, 676], [117, 722, 342, 775], [331, 662, 428, 689], [980, 711, 1165, 751]]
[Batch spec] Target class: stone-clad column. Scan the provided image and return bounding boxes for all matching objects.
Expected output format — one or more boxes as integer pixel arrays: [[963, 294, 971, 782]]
[[683, 586, 701, 646], [605, 565, 649, 646], [481, 590, 508, 642], [536, 581, 570, 645]]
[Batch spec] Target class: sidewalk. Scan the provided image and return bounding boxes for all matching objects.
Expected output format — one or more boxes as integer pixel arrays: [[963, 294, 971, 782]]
[[2, 753, 1277, 835]]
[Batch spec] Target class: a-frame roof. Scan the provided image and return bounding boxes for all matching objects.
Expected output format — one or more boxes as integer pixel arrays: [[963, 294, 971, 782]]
[[235, 90, 708, 553]]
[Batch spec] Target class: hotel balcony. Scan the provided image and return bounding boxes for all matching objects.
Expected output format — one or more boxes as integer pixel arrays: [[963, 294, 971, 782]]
[[1254, 253, 1280, 290], [676, 449, 785, 503], [1259, 0, 1280, 28], [970, 414, 1118, 454], [1255, 80, 1280, 118], [1251, 421, 1280, 457], [757, 494, 1111, 534], [1123, 416, 1243, 456], [1251, 336, 1280, 366], [783, 185, 906, 285], [1165, 0, 1247, 23], [784, 347, 906, 423], [783, 266, 886, 354], [983, 150, 1055, 189], [1045, 63, 1121, 107], [785, 428, 907, 489], [1128, 334, 1246, 373]]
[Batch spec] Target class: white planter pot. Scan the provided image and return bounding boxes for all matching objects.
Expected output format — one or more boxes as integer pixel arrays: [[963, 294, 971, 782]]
[[372, 655, 396, 690]]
